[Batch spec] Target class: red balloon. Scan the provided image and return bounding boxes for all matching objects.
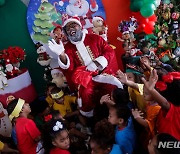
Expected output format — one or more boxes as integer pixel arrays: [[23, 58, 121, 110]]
[[144, 21, 155, 34], [141, 18, 149, 24], [148, 14, 157, 22]]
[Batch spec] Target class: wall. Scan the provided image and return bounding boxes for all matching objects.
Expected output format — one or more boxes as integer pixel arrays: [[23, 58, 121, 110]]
[[0, 0, 45, 95], [0, 0, 131, 95], [102, 0, 132, 70]]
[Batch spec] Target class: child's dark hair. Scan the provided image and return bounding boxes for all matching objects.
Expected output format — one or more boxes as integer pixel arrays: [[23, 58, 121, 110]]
[[45, 83, 56, 92], [42, 119, 67, 154], [154, 133, 180, 154], [50, 86, 63, 94], [112, 88, 129, 105], [30, 97, 49, 116], [90, 119, 115, 151], [111, 104, 131, 123], [138, 40, 149, 51], [7, 99, 19, 116], [160, 79, 180, 106]]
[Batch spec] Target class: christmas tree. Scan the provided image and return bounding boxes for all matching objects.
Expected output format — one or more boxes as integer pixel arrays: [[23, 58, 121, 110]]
[[153, 0, 179, 70], [33, 0, 62, 43]]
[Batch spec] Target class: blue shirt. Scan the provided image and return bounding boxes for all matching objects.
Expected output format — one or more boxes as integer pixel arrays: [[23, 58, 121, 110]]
[[110, 144, 123, 154], [115, 117, 136, 154]]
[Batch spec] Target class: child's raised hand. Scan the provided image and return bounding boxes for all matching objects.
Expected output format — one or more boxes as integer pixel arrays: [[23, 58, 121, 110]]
[[100, 94, 115, 105], [142, 69, 158, 91], [100, 94, 110, 104], [116, 70, 128, 84], [131, 109, 144, 119]]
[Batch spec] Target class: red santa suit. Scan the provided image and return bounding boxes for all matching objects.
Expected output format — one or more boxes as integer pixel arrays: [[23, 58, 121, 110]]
[[58, 32, 123, 117]]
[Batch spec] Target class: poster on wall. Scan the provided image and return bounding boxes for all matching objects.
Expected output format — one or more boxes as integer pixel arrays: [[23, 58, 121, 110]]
[[27, 0, 106, 65]]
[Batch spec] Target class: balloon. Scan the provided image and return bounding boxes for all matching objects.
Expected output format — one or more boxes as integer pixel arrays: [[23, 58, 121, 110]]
[[140, 3, 156, 17], [144, 21, 155, 34], [0, 0, 5, 6], [130, 0, 144, 12], [148, 14, 157, 22]]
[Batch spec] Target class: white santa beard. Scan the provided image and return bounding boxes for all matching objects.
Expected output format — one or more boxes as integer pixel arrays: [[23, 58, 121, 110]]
[[66, 1, 89, 17]]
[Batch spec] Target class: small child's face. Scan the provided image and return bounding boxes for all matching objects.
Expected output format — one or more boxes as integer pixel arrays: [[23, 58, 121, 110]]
[[142, 46, 149, 54], [90, 140, 109, 154], [108, 108, 119, 125], [21, 103, 31, 114], [126, 72, 135, 82], [52, 130, 70, 150], [143, 86, 153, 101]]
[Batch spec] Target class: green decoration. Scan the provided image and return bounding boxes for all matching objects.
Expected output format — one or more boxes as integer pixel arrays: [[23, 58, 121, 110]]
[[130, 0, 144, 12], [140, 3, 156, 17], [33, 1, 62, 43]]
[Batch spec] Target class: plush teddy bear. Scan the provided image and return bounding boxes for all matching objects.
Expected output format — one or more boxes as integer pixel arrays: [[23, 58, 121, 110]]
[[51, 69, 67, 88], [0, 65, 8, 90], [92, 16, 108, 41]]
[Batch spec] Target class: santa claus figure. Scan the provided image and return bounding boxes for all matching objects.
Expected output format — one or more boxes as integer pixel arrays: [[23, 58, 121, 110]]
[[0, 102, 12, 137], [48, 17, 122, 117], [59, 0, 98, 29]]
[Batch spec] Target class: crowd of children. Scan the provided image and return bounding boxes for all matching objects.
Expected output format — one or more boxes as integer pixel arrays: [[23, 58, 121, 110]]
[[0, 21, 180, 154]]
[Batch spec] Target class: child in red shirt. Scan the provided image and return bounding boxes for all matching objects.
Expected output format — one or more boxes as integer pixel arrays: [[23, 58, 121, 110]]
[[142, 70, 180, 140], [7, 98, 41, 154], [42, 118, 70, 154]]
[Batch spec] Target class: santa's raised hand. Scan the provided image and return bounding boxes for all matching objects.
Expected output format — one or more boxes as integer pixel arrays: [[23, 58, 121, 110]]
[[48, 39, 65, 56]]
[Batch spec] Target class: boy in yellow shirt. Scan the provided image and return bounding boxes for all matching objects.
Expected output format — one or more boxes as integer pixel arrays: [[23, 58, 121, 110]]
[[50, 87, 78, 118]]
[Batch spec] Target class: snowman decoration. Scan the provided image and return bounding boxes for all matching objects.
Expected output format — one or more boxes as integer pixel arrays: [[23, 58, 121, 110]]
[[0, 102, 12, 137], [59, 0, 98, 29]]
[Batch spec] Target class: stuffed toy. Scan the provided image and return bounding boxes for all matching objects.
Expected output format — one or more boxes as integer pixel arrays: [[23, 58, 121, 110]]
[[51, 69, 67, 88], [92, 16, 108, 41], [5, 62, 19, 78], [35, 42, 51, 66], [0, 65, 8, 90], [51, 26, 68, 44], [0, 102, 12, 137]]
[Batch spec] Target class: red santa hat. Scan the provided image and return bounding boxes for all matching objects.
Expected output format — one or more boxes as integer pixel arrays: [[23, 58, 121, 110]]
[[63, 16, 82, 27], [92, 16, 104, 22], [51, 68, 63, 76], [92, 16, 107, 27]]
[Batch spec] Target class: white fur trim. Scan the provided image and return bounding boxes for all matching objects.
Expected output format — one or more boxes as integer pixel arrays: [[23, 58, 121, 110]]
[[92, 16, 103, 22], [90, 4, 98, 12], [95, 56, 108, 70], [77, 97, 82, 108], [70, 31, 93, 66], [0, 70, 32, 94], [92, 74, 123, 89], [80, 109, 94, 117], [63, 18, 82, 27], [58, 54, 70, 69]]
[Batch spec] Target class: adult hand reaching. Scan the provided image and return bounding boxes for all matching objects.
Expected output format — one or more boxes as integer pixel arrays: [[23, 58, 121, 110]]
[[48, 39, 65, 56]]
